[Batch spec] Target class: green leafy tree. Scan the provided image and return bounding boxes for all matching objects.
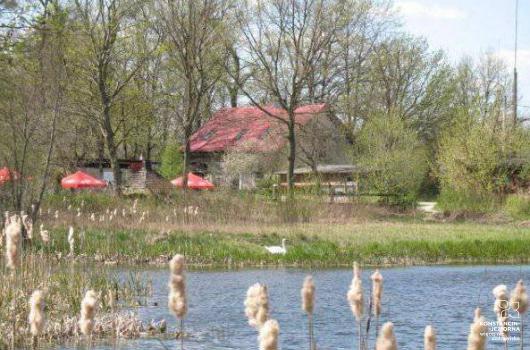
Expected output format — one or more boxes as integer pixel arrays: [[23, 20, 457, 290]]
[[159, 143, 183, 180], [356, 114, 428, 205]]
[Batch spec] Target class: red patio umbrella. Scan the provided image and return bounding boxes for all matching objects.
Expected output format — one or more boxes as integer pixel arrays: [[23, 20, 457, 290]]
[[61, 171, 107, 189], [171, 172, 215, 190], [0, 167, 19, 185]]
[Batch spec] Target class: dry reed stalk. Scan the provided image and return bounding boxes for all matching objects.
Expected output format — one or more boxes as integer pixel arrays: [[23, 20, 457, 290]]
[[347, 262, 364, 349], [68, 226, 75, 256], [245, 283, 269, 329], [375, 322, 397, 350], [424, 325, 436, 350], [467, 308, 487, 350], [39, 224, 49, 244], [301, 276, 315, 350], [168, 254, 187, 350], [258, 319, 279, 350]]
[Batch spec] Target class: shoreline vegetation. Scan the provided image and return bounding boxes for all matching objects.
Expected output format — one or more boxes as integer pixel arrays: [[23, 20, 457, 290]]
[[33, 193, 530, 268], [45, 223, 530, 267], [2, 193, 530, 349]]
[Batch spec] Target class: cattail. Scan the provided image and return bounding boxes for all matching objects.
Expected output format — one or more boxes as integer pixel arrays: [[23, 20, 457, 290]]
[[424, 325, 436, 350], [301, 275, 315, 315], [79, 290, 99, 336], [245, 283, 269, 329], [493, 284, 509, 340], [258, 319, 279, 350], [347, 262, 363, 320], [301, 276, 315, 350], [371, 269, 383, 317], [5, 215, 22, 270], [68, 226, 75, 256], [510, 279, 528, 315], [28, 290, 46, 337], [22, 214, 33, 240], [467, 308, 487, 350], [107, 289, 116, 311], [39, 224, 49, 244], [168, 254, 187, 318], [376, 322, 397, 350]]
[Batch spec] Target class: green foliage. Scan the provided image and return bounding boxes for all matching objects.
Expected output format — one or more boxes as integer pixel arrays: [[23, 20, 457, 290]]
[[160, 143, 183, 180], [436, 110, 530, 213], [437, 188, 500, 214], [505, 194, 530, 219], [356, 114, 428, 206]]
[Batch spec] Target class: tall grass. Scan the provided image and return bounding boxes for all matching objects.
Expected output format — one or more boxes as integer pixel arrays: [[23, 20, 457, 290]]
[[505, 194, 530, 219]]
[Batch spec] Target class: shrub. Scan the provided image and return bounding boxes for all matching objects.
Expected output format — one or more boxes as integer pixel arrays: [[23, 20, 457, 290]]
[[160, 143, 183, 180], [356, 114, 428, 207], [504, 194, 530, 219], [437, 188, 500, 214]]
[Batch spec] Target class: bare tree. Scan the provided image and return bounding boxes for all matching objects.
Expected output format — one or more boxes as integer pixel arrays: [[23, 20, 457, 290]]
[[156, 0, 230, 188], [236, 0, 342, 197], [72, 0, 153, 195], [0, 0, 66, 219]]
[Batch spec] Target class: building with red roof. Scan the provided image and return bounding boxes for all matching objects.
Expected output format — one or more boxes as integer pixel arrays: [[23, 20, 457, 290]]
[[189, 104, 348, 188]]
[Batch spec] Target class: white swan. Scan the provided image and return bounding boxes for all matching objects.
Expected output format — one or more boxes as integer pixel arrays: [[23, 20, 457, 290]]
[[265, 239, 287, 255]]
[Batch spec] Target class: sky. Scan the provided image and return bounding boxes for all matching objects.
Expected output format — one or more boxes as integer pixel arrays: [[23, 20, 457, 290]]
[[394, 0, 530, 116]]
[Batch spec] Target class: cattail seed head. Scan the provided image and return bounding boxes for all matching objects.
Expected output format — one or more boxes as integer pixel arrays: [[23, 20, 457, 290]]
[[467, 308, 487, 350], [245, 283, 269, 329], [493, 284, 509, 340], [424, 325, 436, 350], [347, 262, 363, 321], [22, 214, 33, 240], [168, 254, 187, 319], [79, 290, 99, 336], [371, 269, 383, 316], [68, 226, 75, 256], [376, 322, 397, 350], [5, 215, 22, 270], [29, 290, 46, 336], [301, 276, 315, 315], [39, 224, 49, 244], [258, 319, 279, 350], [510, 280, 528, 315]]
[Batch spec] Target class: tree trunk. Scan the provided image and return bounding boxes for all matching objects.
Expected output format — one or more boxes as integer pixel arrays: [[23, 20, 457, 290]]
[[182, 138, 191, 189], [287, 119, 296, 199], [103, 105, 122, 196]]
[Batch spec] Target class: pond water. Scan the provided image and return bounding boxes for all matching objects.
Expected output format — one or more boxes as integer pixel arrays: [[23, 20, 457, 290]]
[[57, 264, 530, 349]]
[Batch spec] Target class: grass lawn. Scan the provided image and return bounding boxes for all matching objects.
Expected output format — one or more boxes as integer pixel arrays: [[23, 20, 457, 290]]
[[47, 220, 530, 267]]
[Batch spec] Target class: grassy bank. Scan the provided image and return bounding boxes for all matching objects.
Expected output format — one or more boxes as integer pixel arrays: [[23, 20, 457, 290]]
[[46, 221, 530, 266]]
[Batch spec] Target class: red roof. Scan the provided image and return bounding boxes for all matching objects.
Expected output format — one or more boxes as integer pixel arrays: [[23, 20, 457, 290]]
[[61, 171, 107, 189], [189, 104, 328, 153], [0, 167, 19, 185], [171, 173, 215, 190]]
